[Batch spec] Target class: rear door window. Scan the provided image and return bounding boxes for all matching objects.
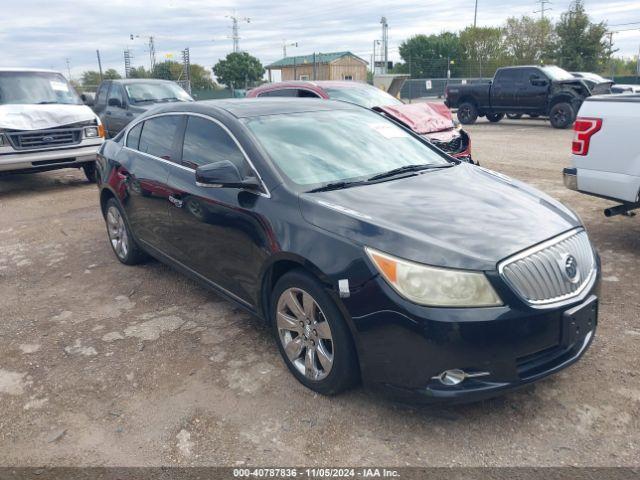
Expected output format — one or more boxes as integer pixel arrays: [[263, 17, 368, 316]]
[[96, 82, 109, 106], [138, 115, 182, 161], [258, 89, 297, 97], [126, 122, 143, 149], [494, 69, 519, 85]]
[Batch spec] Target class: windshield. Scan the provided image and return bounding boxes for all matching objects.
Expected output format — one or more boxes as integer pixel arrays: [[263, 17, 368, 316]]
[[541, 66, 575, 81], [324, 85, 403, 109], [244, 109, 449, 188], [125, 82, 193, 104], [0, 71, 81, 105]]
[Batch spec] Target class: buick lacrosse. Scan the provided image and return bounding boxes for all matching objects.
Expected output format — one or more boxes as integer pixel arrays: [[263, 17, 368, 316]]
[[96, 99, 599, 403]]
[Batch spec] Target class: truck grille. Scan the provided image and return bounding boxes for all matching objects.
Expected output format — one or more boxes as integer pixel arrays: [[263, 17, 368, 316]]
[[7, 127, 82, 151], [498, 229, 596, 306], [431, 136, 463, 154]]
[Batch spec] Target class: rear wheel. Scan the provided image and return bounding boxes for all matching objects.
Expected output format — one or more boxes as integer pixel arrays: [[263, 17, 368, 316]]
[[82, 162, 97, 183], [104, 198, 147, 265], [457, 102, 478, 125], [271, 270, 359, 395], [486, 112, 505, 123], [549, 103, 575, 129]]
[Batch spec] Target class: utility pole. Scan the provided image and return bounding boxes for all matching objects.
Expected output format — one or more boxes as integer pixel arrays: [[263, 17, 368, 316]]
[[227, 13, 250, 53], [181, 47, 191, 93], [380, 17, 389, 74], [473, 0, 478, 28], [96, 50, 103, 81], [124, 49, 132, 78], [65, 58, 71, 80], [534, 0, 552, 20], [149, 36, 156, 71], [372, 39, 381, 74], [282, 40, 298, 58]]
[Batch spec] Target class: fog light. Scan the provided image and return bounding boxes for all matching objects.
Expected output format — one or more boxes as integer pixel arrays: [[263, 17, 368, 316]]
[[432, 369, 490, 386]]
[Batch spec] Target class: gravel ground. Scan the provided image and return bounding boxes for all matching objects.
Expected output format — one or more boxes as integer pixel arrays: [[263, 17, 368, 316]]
[[0, 117, 638, 467]]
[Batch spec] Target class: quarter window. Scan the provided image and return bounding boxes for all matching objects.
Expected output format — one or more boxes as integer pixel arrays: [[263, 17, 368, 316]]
[[181, 116, 249, 175], [126, 122, 143, 149], [138, 115, 182, 161]]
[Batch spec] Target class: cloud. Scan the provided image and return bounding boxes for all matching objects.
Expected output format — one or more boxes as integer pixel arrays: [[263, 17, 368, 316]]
[[1, 0, 637, 79]]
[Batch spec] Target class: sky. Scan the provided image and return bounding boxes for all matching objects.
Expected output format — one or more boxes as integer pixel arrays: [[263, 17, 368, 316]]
[[1, 0, 639, 81]]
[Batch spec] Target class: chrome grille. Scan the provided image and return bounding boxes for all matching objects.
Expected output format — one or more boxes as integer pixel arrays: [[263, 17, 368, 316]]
[[7, 128, 82, 151], [499, 229, 596, 306]]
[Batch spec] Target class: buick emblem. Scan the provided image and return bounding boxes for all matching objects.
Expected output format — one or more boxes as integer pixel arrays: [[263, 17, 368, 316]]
[[561, 254, 580, 284]]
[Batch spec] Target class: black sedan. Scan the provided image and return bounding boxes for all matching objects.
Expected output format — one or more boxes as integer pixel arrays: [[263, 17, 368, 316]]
[[96, 99, 599, 403]]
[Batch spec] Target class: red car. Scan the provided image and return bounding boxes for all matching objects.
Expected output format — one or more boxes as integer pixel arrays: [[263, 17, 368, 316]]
[[247, 81, 474, 163]]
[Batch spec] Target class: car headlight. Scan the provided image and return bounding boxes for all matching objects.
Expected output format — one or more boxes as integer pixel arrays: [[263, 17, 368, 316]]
[[84, 126, 100, 138], [365, 247, 502, 307]]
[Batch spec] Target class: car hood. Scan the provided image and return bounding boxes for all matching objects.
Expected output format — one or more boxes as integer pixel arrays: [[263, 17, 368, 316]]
[[0, 103, 96, 131], [376, 102, 455, 134], [299, 164, 581, 271]]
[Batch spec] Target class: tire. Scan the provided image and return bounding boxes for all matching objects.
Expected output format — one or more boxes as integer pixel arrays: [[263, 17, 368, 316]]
[[456, 102, 478, 125], [506, 113, 522, 120], [486, 112, 505, 123], [271, 269, 359, 395], [549, 103, 575, 129], [104, 198, 148, 265], [82, 162, 97, 183]]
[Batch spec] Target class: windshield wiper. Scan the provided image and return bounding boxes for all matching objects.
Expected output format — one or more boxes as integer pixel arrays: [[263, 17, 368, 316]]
[[367, 164, 452, 182], [307, 180, 369, 193]]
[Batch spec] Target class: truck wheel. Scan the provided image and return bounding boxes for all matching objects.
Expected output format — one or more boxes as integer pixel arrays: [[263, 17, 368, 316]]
[[506, 113, 522, 119], [82, 163, 97, 183], [457, 102, 478, 125], [486, 113, 505, 123], [549, 103, 575, 129]]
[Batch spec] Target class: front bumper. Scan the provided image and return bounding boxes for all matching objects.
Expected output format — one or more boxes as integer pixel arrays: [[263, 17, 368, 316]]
[[0, 143, 102, 173], [342, 269, 599, 404]]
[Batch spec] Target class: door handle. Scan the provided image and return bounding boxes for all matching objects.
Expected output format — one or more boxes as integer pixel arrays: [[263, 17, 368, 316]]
[[106, 110, 112, 115]]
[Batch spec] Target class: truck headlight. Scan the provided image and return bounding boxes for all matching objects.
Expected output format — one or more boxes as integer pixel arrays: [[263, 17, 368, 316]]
[[84, 126, 100, 138], [365, 247, 503, 307]]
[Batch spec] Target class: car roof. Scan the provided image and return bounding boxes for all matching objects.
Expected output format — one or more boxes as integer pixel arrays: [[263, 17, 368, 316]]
[[253, 80, 371, 91], [108, 78, 177, 84], [0, 68, 62, 74], [146, 98, 362, 119]]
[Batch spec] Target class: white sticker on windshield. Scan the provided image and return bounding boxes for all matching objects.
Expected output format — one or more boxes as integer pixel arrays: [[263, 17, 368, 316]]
[[50, 81, 69, 92], [369, 123, 409, 139]]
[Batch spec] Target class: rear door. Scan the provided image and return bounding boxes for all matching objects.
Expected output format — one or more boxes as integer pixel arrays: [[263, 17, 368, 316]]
[[165, 114, 270, 305], [118, 114, 184, 253], [491, 69, 519, 110]]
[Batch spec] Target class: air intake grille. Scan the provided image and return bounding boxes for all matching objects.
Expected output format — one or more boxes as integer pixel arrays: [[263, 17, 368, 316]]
[[499, 229, 596, 306], [8, 128, 82, 151]]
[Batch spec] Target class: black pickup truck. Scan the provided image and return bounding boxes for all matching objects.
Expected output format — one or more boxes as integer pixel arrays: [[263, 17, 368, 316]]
[[444, 65, 611, 129]]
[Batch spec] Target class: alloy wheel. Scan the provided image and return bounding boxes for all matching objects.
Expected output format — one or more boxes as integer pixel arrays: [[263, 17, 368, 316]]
[[276, 287, 334, 381], [106, 206, 129, 260]]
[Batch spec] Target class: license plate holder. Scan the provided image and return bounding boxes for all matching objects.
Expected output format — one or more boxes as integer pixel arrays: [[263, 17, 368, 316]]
[[562, 295, 598, 346]]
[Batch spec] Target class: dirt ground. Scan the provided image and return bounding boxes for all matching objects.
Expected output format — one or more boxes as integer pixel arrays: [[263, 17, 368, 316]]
[[1, 117, 638, 467]]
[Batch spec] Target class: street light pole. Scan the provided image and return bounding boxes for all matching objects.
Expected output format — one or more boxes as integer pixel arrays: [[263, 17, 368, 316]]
[[473, 0, 478, 28]]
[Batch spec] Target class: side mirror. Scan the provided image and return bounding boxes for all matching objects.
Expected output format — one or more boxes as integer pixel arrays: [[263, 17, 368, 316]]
[[195, 160, 261, 191], [81, 93, 95, 106], [530, 77, 548, 87], [108, 98, 122, 108]]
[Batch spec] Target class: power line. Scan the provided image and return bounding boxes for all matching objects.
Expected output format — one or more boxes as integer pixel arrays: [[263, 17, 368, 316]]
[[226, 13, 250, 53]]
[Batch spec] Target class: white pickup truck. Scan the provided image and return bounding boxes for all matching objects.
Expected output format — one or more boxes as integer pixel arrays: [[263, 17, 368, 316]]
[[563, 93, 640, 217], [0, 68, 104, 182]]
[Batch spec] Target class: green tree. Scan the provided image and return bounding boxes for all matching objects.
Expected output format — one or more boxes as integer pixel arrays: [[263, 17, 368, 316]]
[[103, 68, 122, 80], [189, 64, 217, 90], [553, 0, 611, 71], [213, 52, 265, 89], [128, 66, 150, 78], [459, 26, 507, 77], [81, 70, 102, 88], [398, 32, 461, 78], [151, 60, 183, 80], [504, 16, 555, 64]]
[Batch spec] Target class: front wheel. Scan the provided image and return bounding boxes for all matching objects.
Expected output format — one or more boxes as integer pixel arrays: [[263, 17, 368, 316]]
[[457, 102, 478, 125], [549, 103, 575, 129], [271, 270, 359, 395], [486, 112, 505, 123]]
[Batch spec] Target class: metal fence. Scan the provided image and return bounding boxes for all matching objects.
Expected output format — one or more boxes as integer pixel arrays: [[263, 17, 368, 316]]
[[400, 77, 491, 100]]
